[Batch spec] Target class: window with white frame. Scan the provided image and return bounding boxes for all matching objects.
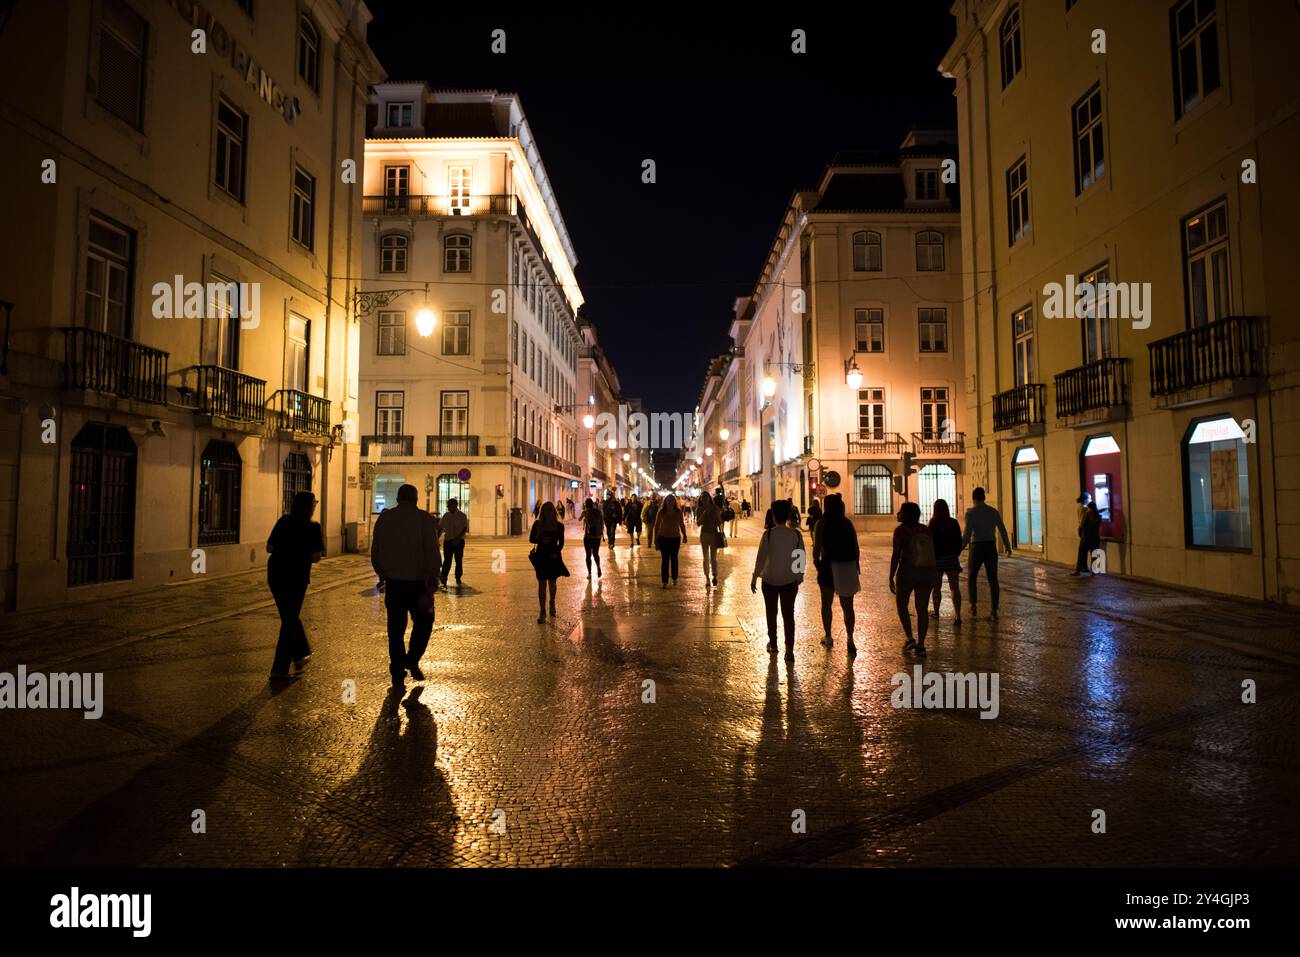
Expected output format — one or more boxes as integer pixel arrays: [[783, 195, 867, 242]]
[[1013, 305, 1035, 385], [915, 169, 939, 200], [1171, 0, 1221, 119], [857, 388, 885, 438], [1183, 198, 1230, 328], [852, 230, 882, 272], [918, 307, 948, 353], [444, 233, 471, 273], [441, 391, 469, 435], [915, 230, 944, 271], [854, 307, 884, 353], [376, 391, 404, 435], [84, 212, 134, 338], [442, 310, 470, 355], [1007, 156, 1031, 246], [386, 101, 413, 127], [377, 311, 406, 356], [1000, 5, 1023, 89], [921, 387, 949, 439], [449, 166, 471, 210], [1073, 85, 1105, 194], [379, 233, 407, 273]]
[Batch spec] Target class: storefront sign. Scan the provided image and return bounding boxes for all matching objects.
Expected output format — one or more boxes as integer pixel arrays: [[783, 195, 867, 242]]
[[169, 0, 302, 125]]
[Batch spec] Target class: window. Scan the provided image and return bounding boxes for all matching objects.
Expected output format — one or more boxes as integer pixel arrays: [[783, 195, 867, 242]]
[[915, 169, 939, 200], [918, 307, 948, 353], [436, 474, 471, 515], [296, 15, 319, 92], [97, 0, 146, 129], [917, 464, 957, 522], [214, 98, 247, 201], [1007, 156, 1031, 245], [67, 422, 137, 586], [1171, 0, 1221, 119], [288, 314, 310, 392], [1183, 416, 1251, 549], [84, 213, 133, 338], [198, 440, 242, 546], [441, 391, 469, 435], [854, 308, 884, 353], [1012, 305, 1035, 385], [1183, 198, 1230, 328], [383, 166, 409, 211], [386, 101, 413, 128], [852, 231, 881, 272], [442, 311, 470, 355], [201, 272, 239, 369], [444, 233, 471, 273], [282, 452, 312, 516], [377, 310, 406, 356], [1079, 263, 1113, 361], [915, 230, 945, 271], [291, 166, 316, 250], [449, 166, 471, 211], [920, 387, 949, 438], [857, 388, 885, 438], [1000, 5, 1024, 88], [853, 465, 892, 515], [376, 391, 404, 435], [379, 233, 407, 273], [1073, 85, 1105, 194], [511, 320, 518, 365]]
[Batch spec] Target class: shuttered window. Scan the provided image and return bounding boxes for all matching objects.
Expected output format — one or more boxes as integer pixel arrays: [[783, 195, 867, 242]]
[[97, 0, 147, 129]]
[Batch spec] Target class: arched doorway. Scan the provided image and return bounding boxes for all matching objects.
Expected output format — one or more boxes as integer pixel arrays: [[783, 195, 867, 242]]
[[67, 422, 137, 586]]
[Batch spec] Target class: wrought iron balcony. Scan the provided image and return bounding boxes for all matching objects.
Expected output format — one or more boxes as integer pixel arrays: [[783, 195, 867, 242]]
[[1055, 357, 1131, 419], [363, 194, 516, 217], [846, 431, 907, 455], [1149, 315, 1262, 397], [63, 327, 168, 404], [362, 434, 414, 456], [512, 437, 580, 477], [911, 430, 966, 455], [426, 434, 480, 456], [271, 389, 330, 436], [993, 383, 1046, 432], [195, 365, 266, 423]]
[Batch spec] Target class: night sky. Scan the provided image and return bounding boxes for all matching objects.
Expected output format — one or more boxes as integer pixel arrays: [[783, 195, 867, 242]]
[[362, 4, 958, 415]]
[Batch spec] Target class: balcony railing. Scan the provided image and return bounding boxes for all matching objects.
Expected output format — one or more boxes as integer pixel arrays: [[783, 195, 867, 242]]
[[847, 431, 907, 455], [426, 434, 479, 457], [63, 327, 168, 404], [993, 383, 1046, 431], [1055, 357, 1131, 418], [512, 437, 580, 477], [195, 365, 266, 423], [1149, 315, 1262, 397], [911, 431, 966, 455], [272, 389, 330, 436], [363, 194, 516, 217], [362, 434, 414, 456]]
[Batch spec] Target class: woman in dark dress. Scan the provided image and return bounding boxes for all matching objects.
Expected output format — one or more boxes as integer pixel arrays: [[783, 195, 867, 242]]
[[812, 493, 860, 654], [529, 501, 568, 622], [928, 498, 963, 625], [266, 491, 325, 680]]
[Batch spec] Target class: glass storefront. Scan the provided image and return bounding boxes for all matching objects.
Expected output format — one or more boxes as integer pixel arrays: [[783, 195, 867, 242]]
[[1184, 416, 1251, 550], [1081, 434, 1124, 540], [1013, 446, 1043, 548]]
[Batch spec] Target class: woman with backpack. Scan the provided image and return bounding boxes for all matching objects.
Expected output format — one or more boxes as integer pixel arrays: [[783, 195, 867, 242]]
[[752, 499, 805, 661], [928, 498, 964, 625], [581, 498, 604, 579], [889, 501, 937, 657], [812, 493, 859, 655], [696, 493, 724, 587], [529, 501, 568, 623]]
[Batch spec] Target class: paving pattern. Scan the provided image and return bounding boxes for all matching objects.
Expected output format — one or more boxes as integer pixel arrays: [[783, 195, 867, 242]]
[[2, 515, 1298, 867]]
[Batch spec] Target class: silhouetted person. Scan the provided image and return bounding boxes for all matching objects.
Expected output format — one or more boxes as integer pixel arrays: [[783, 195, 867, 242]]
[[371, 483, 441, 688], [806, 498, 823, 536], [1080, 501, 1103, 575], [530, 501, 569, 621], [929, 498, 964, 625], [890, 501, 937, 657], [696, 493, 723, 587], [812, 492, 859, 654], [266, 491, 324, 680], [1072, 492, 1093, 576], [625, 494, 643, 545], [581, 497, 603, 578], [654, 494, 686, 586], [438, 498, 468, 588], [602, 490, 623, 550], [752, 498, 804, 661], [962, 486, 1011, 620], [643, 495, 661, 551]]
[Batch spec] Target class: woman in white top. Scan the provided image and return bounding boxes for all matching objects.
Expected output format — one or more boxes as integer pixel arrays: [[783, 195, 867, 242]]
[[751, 499, 805, 661]]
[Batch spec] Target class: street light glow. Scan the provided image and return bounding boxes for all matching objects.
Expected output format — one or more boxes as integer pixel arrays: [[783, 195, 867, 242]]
[[762, 376, 777, 398], [415, 308, 437, 337]]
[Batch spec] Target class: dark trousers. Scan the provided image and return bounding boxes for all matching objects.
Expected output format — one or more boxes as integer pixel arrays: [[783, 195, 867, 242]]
[[761, 581, 799, 645], [628, 519, 642, 541], [269, 578, 310, 674], [441, 538, 465, 582], [658, 536, 680, 582], [1075, 535, 1090, 573], [969, 542, 1000, 610], [384, 579, 434, 679], [584, 536, 602, 572], [605, 519, 619, 548]]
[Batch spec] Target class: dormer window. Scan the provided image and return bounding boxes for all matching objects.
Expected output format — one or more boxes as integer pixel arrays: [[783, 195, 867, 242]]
[[915, 169, 939, 201], [386, 102, 414, 128]]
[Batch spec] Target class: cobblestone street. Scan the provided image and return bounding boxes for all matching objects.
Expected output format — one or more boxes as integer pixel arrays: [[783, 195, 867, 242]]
[[2, 516, 1298, 867]]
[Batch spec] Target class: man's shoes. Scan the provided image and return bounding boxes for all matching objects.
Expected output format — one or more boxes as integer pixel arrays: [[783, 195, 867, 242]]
[[902, 637, 917, 653], [456, 579, 463, 588], [269, 670, 293, 682], [784, 646, 795, 662], [766, 639, 778, 653], [914, 644, 928, 658], [408, 661, 425, 681], [846, 640, 857, 656]]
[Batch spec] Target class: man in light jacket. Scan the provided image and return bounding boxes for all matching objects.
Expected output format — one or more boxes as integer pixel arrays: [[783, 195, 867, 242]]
[[962, 486, 1011, 619], [371, 484, 441, 688], [438, 498, 469, 588]]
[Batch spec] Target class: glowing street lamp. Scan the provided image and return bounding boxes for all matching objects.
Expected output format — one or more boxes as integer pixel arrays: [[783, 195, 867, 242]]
[[719, 427, 730, 441], [705, 447, 713, 456], [762, 376, 777, 398], [845, 358, 863, 390], [582, 412, 595, 429], [415, 307, 437, 337]]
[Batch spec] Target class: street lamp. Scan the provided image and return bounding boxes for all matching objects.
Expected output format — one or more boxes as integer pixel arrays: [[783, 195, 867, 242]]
[[582, 412, 595, 429], [762, 376, 777, 398], [705, 447, 713, 457], [845, 352, 863, 389], [719, 427, 730, 441], [415, 307, 437, 337]]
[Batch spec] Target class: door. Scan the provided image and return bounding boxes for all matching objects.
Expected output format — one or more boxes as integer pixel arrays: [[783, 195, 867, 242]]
[[67, 423, 137, 585], [917, 464, 957, 521], [1014, 463, 1043, 547]]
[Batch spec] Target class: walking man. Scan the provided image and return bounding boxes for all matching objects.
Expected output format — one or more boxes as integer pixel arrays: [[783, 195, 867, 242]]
[[962, 486, 1011, 619], [438, 497, 469, 588], [371, 484, 441, 689], [602, 489, 623, 550]]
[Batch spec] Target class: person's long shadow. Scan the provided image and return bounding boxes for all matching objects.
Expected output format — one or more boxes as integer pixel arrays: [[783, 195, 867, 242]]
[[297, 686, 456, 866]]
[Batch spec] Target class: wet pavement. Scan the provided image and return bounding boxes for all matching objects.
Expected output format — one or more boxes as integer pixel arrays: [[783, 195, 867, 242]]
[[2, 516, 1298, 867]]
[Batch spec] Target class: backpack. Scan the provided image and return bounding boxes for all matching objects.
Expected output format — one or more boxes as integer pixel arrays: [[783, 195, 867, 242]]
[[722, 506, 735, 521], [903, 526, 937, 570]]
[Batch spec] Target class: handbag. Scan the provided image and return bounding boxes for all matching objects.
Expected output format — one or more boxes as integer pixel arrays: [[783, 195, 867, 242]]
[[527, 547, 539, 568], [717, 532, 728, 549]]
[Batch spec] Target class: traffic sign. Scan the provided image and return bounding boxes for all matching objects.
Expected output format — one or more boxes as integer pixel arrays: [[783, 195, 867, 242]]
[[808, 458, 821, 472], [458, 467, 471, 481]]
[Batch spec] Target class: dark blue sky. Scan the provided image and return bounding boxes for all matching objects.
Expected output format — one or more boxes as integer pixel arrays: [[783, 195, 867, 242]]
[[363, 5, 958, 414]]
